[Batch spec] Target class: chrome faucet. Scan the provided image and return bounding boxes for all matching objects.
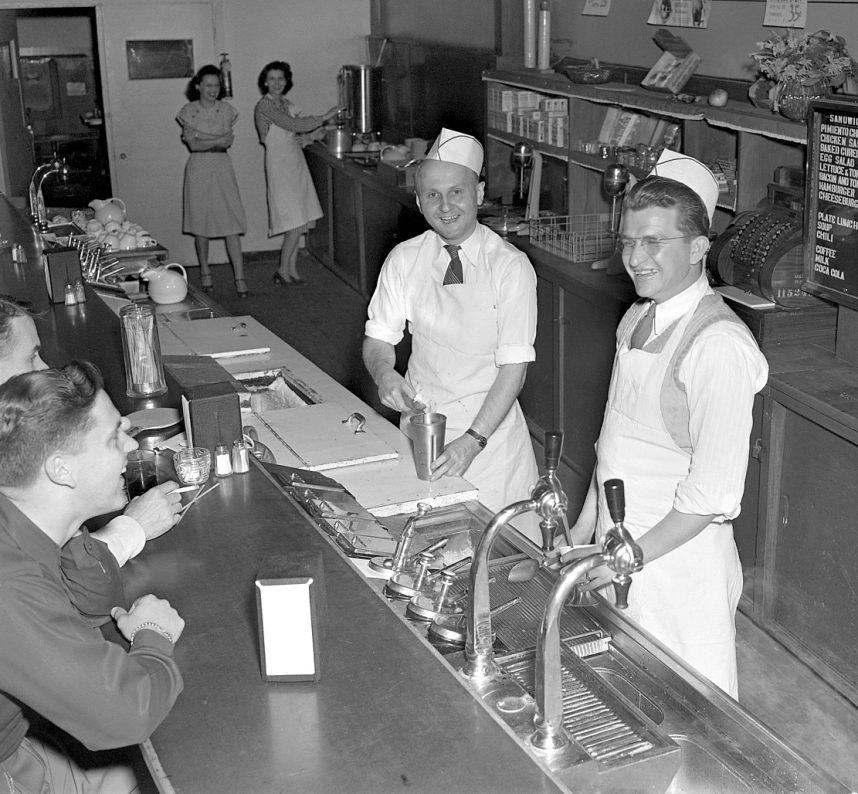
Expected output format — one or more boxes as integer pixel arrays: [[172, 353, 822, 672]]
[[530, 478, 643, 752], [460, 431, 568, 683], [29, 157, 69, 232]]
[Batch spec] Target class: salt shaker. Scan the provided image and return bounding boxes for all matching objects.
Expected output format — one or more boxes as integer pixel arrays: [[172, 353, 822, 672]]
[[231, 439, 251, 473], [214, 443, 233, 477]]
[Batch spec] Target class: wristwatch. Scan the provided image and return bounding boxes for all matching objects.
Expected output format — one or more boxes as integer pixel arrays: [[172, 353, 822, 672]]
[[466, 428, 488, 449]]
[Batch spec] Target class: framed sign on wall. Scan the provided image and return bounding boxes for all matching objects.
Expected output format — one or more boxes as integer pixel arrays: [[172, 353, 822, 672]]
[[126, 39, 193, 80], [803, 98, 858, 312]]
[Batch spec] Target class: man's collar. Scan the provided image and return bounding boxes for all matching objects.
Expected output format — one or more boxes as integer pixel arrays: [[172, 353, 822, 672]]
[[435, 225, 482, 267], [652, 272, 708, 335]]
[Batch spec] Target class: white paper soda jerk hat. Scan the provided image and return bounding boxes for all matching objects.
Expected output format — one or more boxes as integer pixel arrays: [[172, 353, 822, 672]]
[[648, 149, 719, 222], [425, 128, 484, 176]]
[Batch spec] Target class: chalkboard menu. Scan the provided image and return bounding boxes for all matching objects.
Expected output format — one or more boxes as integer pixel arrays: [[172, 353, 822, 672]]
[[804, 99, 858, 311]]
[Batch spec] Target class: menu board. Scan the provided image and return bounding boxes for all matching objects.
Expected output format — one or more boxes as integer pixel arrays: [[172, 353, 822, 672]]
[[804, 99, 858, 311]]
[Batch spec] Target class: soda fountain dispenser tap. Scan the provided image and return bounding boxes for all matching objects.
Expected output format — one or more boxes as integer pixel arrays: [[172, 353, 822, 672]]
[[460, 430, 567, 684], [591, 162, 629, 273], [530, 478, 643, 753]]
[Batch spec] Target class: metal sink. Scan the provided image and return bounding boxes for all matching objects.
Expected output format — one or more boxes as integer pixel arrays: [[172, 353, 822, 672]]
[[667, 736, 752, 793]]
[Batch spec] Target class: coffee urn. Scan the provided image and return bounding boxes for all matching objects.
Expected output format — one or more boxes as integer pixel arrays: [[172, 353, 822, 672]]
[[339, 64, 382, 144]]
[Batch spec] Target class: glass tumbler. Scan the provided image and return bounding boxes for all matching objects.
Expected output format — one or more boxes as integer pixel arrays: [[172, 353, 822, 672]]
[[173, 447, 212, 486], [120, 303, 167, 397]]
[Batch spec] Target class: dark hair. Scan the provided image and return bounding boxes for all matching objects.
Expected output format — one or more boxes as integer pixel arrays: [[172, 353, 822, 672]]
[[257, 61, 293, 95], [186, 64, 225, 102], [0, 360, 103, 488], [624, 175, 710, 238], [0, 296, 31, 350]]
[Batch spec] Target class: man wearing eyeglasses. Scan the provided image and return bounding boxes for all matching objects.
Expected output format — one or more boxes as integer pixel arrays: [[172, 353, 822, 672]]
[[570, 151, 769, 698]]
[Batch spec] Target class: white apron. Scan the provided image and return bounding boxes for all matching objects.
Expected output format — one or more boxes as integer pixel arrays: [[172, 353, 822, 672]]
[[263, 124, 322, 236], [399, 249, 539, 540], [594, 297, 743, 697]]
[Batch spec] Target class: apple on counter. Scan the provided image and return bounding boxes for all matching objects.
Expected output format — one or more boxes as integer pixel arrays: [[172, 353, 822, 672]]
[[708, 89, 729, 107]]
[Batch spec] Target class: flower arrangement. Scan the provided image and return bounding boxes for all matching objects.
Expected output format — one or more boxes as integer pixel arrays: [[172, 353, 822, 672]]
[[750, 29, 853, 88]]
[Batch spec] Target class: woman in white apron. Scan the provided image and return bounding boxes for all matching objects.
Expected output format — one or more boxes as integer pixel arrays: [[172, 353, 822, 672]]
[[254, 61, 338, 285]]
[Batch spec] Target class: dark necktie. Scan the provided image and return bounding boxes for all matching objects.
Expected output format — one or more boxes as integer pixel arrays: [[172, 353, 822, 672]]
[[442, 244, 463, 286], [630, 302, 654, 349]]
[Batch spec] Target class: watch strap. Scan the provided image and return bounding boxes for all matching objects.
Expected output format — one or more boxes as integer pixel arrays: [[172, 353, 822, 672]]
[[466, 428, 488, 449]]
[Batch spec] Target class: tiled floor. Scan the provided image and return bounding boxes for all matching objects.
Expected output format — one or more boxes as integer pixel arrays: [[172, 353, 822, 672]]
[[208, 251, 858, 790]]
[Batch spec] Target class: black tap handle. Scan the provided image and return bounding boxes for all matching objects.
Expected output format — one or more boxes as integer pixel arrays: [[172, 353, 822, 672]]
[[544, 432, 563, 471], [604, 479, 625, 524], [612, 575, 632, 609]]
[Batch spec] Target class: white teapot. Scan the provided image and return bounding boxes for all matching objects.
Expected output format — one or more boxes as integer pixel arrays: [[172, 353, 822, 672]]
[[88, 197, 127, 225], [141, 262, 188, 304]]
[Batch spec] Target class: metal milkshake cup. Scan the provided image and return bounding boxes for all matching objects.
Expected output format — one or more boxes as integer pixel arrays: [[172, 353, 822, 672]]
[[408, 412, 446, 480]]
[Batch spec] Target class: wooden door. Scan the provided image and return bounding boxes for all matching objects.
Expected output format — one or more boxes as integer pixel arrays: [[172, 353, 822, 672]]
[[99, 3, 216, 264]]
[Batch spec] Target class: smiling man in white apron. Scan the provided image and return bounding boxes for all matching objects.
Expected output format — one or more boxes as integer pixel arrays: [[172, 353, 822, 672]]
[[571, 151, 768, 697], [363, 129, 540, 540]]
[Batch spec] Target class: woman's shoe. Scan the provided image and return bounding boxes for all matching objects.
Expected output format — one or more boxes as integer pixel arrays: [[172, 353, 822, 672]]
[[235, 278, 249, 298], [200, 271, 214, 292], [272, 271, 293, 286]]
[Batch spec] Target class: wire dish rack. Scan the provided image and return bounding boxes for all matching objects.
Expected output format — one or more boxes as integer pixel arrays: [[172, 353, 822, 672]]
[[529, 213, 615, 263]]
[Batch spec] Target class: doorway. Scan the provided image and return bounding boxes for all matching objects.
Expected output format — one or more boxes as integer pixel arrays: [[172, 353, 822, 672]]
[[17, 7, 111, 206]]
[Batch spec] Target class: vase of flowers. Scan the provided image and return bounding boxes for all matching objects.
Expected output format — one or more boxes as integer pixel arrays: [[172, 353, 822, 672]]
[[749, 29, 854, 120]]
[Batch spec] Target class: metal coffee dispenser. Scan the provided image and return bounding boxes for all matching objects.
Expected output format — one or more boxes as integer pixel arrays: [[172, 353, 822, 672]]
[[339, 64, 382, 147]]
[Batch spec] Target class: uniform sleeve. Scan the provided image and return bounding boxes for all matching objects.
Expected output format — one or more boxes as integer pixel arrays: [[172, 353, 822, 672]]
[[0, 569, 182, 751], [365, 246, 408, 346], [493, 250, 537, 366], [674, 326, 769, 519]]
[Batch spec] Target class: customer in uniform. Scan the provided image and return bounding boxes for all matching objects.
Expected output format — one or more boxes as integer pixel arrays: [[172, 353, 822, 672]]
[[0, 296, 182, 568], [177, 64, 249, 297], [570, 151, 769, 697], [363, 129, 540, 541], [254, 60, 338, 285], [0, 361, 184, 792]]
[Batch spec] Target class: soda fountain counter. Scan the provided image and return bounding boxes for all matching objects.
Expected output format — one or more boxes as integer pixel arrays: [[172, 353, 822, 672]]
[[0, 195, 852, 792]]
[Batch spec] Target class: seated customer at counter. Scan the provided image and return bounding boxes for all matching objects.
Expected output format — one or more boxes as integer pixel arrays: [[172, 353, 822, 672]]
[[363, 128, 540, 539], [571, 152, 768, 698], [0, 296, 182, 568], [0, 361, 184, 792]]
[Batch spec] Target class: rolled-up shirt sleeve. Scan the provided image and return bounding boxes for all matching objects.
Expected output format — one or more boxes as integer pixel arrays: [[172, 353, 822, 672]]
[[365, 247, 407, 346], [674, 326, 769, 519], [494, 250, 537, 366]]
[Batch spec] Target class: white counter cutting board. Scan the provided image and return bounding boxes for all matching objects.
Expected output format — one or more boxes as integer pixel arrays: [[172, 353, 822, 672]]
[[158, 316, 271, 359], [255, 402, 397, 471]]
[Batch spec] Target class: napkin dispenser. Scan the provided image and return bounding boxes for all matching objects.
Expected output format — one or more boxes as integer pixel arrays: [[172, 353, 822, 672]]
[[255, 551, 325, 682], [43, 247, 83, 303], [180, 381, 242, 455]]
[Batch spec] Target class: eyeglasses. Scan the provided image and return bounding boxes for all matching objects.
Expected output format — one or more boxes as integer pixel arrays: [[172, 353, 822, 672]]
[[617, 235, 689, 256]]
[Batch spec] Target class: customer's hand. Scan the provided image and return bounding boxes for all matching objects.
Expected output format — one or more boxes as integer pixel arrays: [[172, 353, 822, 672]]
[[124, 481, 182, 541], [112, 594, 185, 644]]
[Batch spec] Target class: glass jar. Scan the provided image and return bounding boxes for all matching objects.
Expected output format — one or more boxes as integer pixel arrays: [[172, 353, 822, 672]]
[[119, 303, 167, 397]]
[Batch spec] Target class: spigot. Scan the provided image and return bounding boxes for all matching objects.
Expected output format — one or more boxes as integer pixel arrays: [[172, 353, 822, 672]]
[[369, 502, 431, 575], [461, 429, 564, 683], [29, 157, 69, 232], [530, 478, 643, 754], [529, 431, 569, 555]]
